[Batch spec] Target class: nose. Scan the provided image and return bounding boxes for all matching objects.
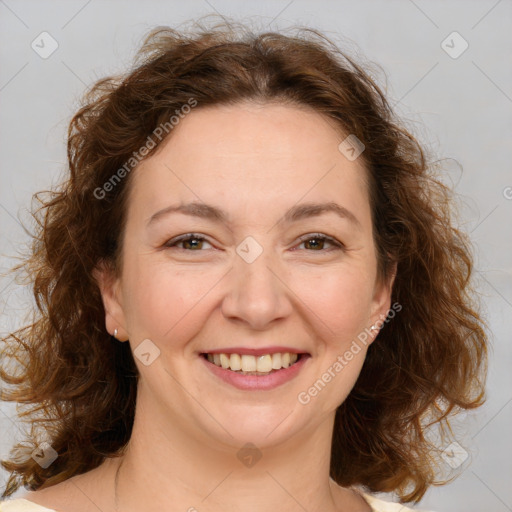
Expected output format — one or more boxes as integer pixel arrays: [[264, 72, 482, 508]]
[[220, 241, 293, 330]]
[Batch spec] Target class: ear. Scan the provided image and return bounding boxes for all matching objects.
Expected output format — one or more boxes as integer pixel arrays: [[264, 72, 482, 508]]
[[93, 260, 129, 342], [368, 261, 397, 340]]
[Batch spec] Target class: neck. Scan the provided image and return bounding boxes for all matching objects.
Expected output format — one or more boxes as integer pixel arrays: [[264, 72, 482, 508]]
[[110, 396, 363, 512]]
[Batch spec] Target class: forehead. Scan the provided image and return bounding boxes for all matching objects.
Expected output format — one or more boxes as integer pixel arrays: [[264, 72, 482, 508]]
[[129, 102, 371, 228]]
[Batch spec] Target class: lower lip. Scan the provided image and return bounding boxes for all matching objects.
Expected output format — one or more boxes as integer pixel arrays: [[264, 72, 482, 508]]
[[200, 354, 310, 391]]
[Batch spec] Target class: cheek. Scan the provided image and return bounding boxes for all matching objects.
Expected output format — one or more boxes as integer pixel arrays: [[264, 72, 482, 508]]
[[292, 266, 374, 345], [122, 255, 223, 341], [295, 270, 374, 410]]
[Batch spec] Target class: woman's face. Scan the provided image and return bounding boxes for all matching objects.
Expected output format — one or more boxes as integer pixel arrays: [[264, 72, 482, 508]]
[[99, 102, 393, 449]]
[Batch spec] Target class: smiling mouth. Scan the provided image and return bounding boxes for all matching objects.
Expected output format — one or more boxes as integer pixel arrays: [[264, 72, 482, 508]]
[[201, 352, 306, 376]]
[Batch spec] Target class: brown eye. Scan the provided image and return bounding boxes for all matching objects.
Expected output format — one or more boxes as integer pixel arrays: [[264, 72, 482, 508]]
[[295, 233, 343, 252], [165, 234, 212, 251]]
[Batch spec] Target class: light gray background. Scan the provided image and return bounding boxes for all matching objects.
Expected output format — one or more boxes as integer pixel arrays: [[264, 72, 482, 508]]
[[0, 1, 511, 510]]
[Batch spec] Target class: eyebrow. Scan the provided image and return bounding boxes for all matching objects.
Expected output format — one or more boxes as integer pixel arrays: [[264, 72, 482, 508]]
[[147, 201, 361, 228]]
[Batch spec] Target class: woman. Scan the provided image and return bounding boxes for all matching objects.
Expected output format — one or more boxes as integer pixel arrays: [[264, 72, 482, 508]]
[[0, 20, 487, 512]]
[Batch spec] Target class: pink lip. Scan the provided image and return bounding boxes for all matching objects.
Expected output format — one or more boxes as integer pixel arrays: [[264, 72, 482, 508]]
[[200, 353, 311, 391], [201, 346, 308, 356]]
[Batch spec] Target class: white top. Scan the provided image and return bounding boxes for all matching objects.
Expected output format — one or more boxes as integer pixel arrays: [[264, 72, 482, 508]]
[[0, 501, 56, 512], [0, 495, 434, 511]]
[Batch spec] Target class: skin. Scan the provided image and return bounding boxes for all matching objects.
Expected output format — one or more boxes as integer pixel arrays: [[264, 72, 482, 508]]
[[23, 102, 394, 512]]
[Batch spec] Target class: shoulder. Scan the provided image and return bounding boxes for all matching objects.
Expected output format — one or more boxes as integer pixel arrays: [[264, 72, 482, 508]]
[[2, 458, 118, 512], [0, 499, 57, 512], [361, 493, 436, 512]]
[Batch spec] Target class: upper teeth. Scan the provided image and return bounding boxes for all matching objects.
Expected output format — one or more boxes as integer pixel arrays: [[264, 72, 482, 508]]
[[207, 352, 299, 372]]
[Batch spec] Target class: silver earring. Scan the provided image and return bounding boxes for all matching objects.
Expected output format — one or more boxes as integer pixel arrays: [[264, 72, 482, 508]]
[[114, 328, 118, 339], [370, 325, 378, 331]]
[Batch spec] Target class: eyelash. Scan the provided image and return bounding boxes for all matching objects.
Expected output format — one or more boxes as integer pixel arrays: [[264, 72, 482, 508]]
[[164, 232, 344, 252]]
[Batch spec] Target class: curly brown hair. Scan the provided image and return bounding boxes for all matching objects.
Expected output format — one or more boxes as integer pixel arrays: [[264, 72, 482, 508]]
[[0, 20, 487, 502]]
